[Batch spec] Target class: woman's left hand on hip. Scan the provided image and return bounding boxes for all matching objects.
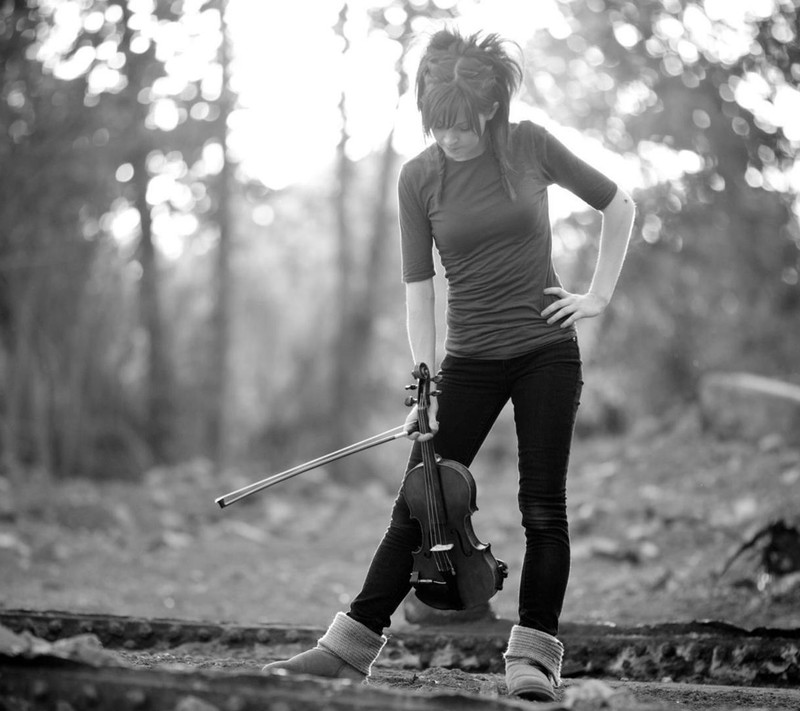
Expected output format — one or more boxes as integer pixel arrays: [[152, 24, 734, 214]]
[[542, 287, 609, 328]]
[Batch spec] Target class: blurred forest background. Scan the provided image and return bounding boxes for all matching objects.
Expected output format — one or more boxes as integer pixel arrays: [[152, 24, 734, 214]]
[[1, 0, 799, 488]]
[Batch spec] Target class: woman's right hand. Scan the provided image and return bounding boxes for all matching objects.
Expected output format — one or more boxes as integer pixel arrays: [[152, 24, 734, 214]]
[[404, 399, 439, 441]]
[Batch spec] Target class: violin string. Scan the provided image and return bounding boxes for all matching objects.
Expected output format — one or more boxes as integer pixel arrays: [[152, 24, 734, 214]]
[[426, 448, 445, 571], [419, 388, 438, 568], [426, 378, 447, 573], [418, 372, 437, 569], [419, 368, 452, 577]]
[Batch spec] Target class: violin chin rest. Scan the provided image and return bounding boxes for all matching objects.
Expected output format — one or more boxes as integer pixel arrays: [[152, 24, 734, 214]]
[[411, 581, 465, 611]]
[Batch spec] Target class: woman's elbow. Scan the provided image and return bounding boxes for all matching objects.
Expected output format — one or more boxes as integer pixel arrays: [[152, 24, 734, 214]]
[[610, 187, 636, 219]]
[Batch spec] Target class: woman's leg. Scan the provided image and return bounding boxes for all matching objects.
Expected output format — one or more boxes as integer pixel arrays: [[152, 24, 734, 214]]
[[502, 338, 582, 700], [348, 355, 510, 634], [344, 491, 420, 634], [509, 338, 583, 637]]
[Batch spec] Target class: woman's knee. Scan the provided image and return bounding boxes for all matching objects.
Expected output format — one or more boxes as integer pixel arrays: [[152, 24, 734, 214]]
[[517, 495, 568, 533]]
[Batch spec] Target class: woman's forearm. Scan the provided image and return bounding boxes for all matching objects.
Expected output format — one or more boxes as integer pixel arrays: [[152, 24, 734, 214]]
[[589, 188, 636, 304], [406, 278, 437, 369]]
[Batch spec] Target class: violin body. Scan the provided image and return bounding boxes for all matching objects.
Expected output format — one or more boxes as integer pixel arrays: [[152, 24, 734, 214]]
[[403, 456, 507, 610], [401, 362, 507, 611]]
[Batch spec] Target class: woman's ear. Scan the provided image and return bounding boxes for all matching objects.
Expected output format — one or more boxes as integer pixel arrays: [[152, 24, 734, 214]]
[[487, 101, 500, 120]]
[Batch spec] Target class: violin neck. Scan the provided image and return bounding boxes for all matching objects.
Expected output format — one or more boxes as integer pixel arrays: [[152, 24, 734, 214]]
[[420, 438, 438, 475], [416, 404, 438, 469], [417, 412, 448, 522]]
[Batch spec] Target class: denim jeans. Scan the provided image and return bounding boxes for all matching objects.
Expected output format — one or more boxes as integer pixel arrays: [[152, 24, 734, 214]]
[[349, 337, 583, 637]]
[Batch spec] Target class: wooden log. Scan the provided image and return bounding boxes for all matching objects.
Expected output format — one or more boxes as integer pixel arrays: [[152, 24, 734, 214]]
[[3, 610, 799, 687], [699, 372, 800, 445], [0, 663, 550, 711]]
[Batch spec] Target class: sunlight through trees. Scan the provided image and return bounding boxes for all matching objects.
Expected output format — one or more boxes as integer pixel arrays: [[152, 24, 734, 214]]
[[1, 0, 798, 481]]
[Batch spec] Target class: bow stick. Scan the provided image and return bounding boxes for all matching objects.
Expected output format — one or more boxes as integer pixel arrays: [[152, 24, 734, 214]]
[[215, 425, 408, 508]]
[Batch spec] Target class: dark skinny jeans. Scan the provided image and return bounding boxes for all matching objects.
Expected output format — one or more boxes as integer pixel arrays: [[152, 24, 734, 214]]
[[349, 337, 583, 638]]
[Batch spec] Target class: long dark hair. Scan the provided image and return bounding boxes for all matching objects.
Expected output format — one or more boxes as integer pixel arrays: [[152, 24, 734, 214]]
[[415, 29, 523, 201]]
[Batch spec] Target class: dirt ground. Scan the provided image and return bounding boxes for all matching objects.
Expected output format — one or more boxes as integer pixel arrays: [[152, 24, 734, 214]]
[[1, 406, 799, 708]]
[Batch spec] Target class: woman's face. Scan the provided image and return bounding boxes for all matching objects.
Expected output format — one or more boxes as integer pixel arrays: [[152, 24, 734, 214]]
[[431, 104, 497, 161]]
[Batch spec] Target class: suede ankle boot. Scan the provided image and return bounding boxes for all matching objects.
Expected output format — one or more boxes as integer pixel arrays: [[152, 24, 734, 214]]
[[503, 625, 563, 702], [262, 612, 386, 681]]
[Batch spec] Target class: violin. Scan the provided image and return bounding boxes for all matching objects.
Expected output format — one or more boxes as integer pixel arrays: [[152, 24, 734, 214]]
[[401, 363, 507, 611], [213, 363, 507, 612]]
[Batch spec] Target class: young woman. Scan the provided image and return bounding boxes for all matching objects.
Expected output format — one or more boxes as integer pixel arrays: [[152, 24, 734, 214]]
[[265, 29, 635, 702]]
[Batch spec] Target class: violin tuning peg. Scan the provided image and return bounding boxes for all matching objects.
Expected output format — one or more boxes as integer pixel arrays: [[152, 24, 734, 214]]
[[431, 389, 442, 398], [404, 385, 417, 391], [404, 396, 417, 407]]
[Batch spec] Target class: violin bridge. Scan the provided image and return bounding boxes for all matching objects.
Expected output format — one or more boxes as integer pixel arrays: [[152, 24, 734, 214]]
[[430, 543, 454, 552]]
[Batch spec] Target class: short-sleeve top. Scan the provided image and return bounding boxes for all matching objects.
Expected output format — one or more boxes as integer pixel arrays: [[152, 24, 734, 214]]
[[398, 120, 617, 359]]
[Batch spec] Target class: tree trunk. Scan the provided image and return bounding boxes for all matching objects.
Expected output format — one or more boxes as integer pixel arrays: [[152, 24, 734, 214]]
[[206, 0, 233, 469], [329, 4, 357, 470], [118, 2, 175, 465], [1, 269, 39, 482], [132, 157, 174, 463], [349, 132, 398, 364], [328, 3, 408, 479]]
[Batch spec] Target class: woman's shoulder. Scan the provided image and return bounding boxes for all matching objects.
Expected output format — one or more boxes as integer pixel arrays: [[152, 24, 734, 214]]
[[509, 120, 550, 152], [399, 144, 439, 185], [402, 144, 438, 169]]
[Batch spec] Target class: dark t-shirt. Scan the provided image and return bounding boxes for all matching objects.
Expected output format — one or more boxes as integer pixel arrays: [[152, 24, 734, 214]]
[[398, 120, 617, 359]]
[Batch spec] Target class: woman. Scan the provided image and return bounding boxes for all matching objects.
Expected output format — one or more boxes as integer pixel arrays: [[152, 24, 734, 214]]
[[265, 29, 635, 702]]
